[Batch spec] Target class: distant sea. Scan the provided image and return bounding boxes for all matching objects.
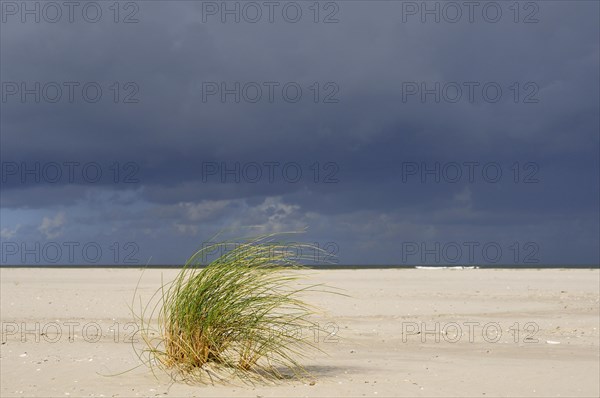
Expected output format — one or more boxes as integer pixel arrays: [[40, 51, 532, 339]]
[[1, 264, 598, 269]]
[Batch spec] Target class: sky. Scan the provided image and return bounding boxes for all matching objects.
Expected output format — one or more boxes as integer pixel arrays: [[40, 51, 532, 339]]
[[0, 1, 598, 266]]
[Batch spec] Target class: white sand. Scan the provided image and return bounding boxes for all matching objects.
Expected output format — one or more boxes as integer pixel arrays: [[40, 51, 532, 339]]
[[1, 268, 599, 397]]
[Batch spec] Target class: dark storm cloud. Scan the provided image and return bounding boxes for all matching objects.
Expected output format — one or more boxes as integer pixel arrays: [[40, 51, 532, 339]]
[[1, 1, 598, 264]]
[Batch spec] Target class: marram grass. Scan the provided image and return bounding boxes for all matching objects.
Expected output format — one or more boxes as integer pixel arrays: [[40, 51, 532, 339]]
[[132, 233, 339, 384]]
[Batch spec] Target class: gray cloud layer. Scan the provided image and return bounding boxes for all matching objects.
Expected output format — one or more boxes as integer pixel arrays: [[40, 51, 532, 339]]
[[1, 1, 598, 265]]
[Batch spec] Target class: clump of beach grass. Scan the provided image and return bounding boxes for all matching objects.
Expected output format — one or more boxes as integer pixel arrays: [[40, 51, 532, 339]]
[[133, 232, 338, 384]]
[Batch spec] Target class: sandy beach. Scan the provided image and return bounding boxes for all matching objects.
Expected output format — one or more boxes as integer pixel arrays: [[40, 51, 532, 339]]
[[1, 268, 598, 397]]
